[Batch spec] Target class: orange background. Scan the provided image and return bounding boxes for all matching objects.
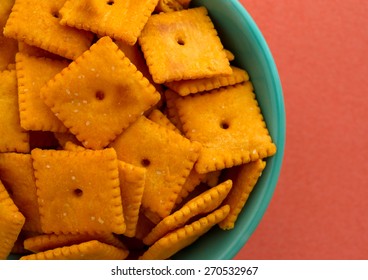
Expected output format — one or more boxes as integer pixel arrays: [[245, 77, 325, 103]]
[[235, 0, 368, 259]]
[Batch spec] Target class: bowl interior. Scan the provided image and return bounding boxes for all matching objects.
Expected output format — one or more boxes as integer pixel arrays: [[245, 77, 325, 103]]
[[172, 0, 285, 260]]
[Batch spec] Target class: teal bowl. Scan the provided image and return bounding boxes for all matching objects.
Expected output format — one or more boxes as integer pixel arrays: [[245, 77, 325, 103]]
[[173, 0, 286, 259], [8, 0, 285, 261]]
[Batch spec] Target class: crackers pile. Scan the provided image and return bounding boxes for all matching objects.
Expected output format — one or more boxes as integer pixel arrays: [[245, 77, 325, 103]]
[[0, 0, 276, 260]]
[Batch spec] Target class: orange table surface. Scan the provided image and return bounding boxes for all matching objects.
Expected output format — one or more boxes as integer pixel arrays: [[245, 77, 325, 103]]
[[235, 0, 368, 259]]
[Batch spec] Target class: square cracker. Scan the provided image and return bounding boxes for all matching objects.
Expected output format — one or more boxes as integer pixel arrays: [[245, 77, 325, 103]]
[[0, 0, 18, 71], [175, 82, 277, 173], [24, 232, 126, 253], [139, 205, 230, 260], [16, 52, 69, 133], [31, 148, 125, 234], [59, 0, 159, 46], [40, 36, 161, 150], [0, 179, 25, 259], [138, 7, 232, 84], [0, 70, 30, 153], [143, 180, 232, 245], [110, 116, 201, 220], [3, 0, 94, 60], [20, 240, 129, 260], [118, 161, 146, 238], [165, 66, 249, 96], [0, 153, 42, 233], [219, 159, 266, 230]]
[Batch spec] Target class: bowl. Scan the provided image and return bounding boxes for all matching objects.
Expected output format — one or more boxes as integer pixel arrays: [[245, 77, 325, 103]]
[[172, 0, 286, 259], [6, 0, 285, 260]]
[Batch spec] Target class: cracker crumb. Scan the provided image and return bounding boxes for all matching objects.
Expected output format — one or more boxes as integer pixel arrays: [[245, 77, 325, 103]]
[[98, 217, 104, 224]]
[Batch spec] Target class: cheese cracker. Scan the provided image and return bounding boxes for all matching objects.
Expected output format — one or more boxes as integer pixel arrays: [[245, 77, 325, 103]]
[[24, 232, 126, 253], [40, 36, 161, 149], [15, 52, 69, 132], [0, 0, 18, 71], [110, 116, 201, 220], [143, 180, 232, 245], [165, 66, 249, 96], [3, 0, 94, 60], [139, 7, 231, 84], [139, 205, 230, 260], [0, 180, 25, 259], [31, 148, 125, 234], [0, 153, 42, 232], [219, 160, 266, 230], [0, 70, 29, 153], [118, 161, 146, 238], [59, 0, 159, 46], [20, 240, 128, 260], [175, 82, 276, 173]]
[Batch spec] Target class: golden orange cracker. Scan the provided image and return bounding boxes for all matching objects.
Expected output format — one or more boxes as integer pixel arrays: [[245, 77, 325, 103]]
[[139, 205, 230, 260], [18, 42, 64, 60], [24, 232, 126, 253], [147, 109, 205, 209], [16, 52, 69, 132], [164, 89, 184, 132], [174, 168, 207, 208], [0, 179, 25, 260], [138, 7, 232, 84], [20, 240, 129, 260], [110, 116, 201, 220], [0, 0, 17, 71], [31, 148, 126, 234], [219, 159, 266, 230], [175, 82, 276, 173], [165, 66, 249, 96], [148, 108, 182, 134], [64, 140, 86, 152], [143, 180, 232, 245], [40, 36, 161, 149], [224, 49, 235, 61], [59, 0, 159, 46], [118, 161, 146, 237], [115, 40, 163, 94], [155, 0, 191, 12], [0, 153, 42, 232], [3, 0, 94, 60], [0, 70, 29, 153]]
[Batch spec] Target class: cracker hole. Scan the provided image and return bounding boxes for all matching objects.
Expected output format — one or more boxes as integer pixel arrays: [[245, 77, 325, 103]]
[[51, 11, 60, 19], [95, 90, 105, 100], [106, 0, 114, 5], [141, 158, 151, 167], [220, 121, 230, 129], [73, 188, 83, 197], [176, 37, 185, 46]]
